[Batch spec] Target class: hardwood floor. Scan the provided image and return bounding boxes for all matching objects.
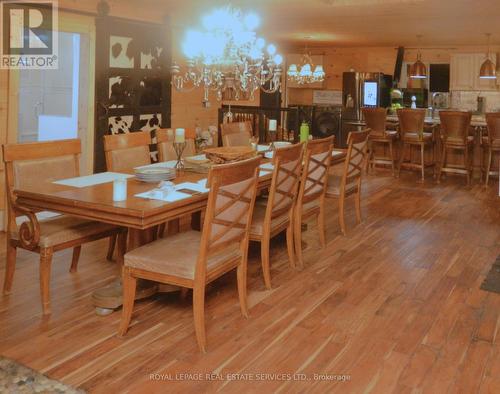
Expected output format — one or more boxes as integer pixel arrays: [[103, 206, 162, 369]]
[[1, 172, 499, 393]]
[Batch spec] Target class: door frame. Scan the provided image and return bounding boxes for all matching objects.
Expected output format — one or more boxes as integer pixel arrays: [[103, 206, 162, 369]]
[[7, 12, 96, 174]]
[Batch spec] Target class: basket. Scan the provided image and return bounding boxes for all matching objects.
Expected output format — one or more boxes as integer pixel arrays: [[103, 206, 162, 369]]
[[203, 146, 257, 164]]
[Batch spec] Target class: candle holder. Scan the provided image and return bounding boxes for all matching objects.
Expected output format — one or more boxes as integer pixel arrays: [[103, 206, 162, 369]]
[[173, 141, 186, 170]]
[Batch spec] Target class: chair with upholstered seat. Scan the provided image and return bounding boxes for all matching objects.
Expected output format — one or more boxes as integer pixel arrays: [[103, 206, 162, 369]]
[[156, 128, 197, 162], [103, 132, 153, 254], [103, 131, 152, 173], [482, 112, 500, 185], [293, 136, 334, 268], [220, 121, 253, 147], [326, 130, 369, 235], [118, 157, 260, 352], [362, 107, 397, 175], [397, 108, 435, 181], [249, 143, 303, 289], [2, 139, 126, 315], [437, 111, 473, 185]]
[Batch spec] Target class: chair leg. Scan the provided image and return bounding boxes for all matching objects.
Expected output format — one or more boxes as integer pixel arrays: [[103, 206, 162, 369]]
[[192, 284, 207, 353], [355, 189, 362, 224], [317, 204, 326, 248], [260, 236, 272, 290], [437, 145, 446, 184], [338, 195, 346, 236], [286, 224, 295, 269], [69, 246, 81, 273], [293, 210, 304, 269], [106, 235, 116, 261], [3, 242, 17, 295], [465, 147, 471, 186], [40, 248, 53, 315], [118, 267, 137, 336], [237, 254, 249, 318], [389, 140, 395, 176], [486, 149, 492, 186], [420, 144, 425, 182], [397, 143, 406, 178]]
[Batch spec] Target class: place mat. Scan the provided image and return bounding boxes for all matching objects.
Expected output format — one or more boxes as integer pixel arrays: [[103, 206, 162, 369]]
[[175, 181, 209, 194], [260, 163, 274, 171], [0, 356, 84, 393], [53, 172, 132, 188], [480, 255, 500, 294], [135, 189, 191, 203]]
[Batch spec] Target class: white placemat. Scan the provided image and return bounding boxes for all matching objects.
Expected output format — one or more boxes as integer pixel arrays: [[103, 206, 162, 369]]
[[53, 172, 133, 188], [332, 150, 345, 157], [135, 190, 191, 203], [257, 145, 270, 152], [260, 163, 274, 171], [175, 181, 209, 193]]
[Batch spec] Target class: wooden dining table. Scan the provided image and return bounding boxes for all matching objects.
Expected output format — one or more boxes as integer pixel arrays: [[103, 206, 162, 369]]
[[14, 148, 347, 314]]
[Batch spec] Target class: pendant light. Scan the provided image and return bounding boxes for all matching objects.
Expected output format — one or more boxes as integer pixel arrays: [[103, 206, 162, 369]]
[[479, 33, 496, 79], [410, 35, 427, 79]]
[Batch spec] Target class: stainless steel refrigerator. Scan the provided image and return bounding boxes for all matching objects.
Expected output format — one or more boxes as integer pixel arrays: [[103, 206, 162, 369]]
[[340, 72, 391, 147]]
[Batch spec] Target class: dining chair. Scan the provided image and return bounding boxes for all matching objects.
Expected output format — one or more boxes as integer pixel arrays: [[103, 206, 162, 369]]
[[156, 128, 197, 162], [220, 121, 253, 147], [118, 156, 261, 352], [437, 111, 473, 185], [293, 136, 334, 268], [249, 143, 304, 289], [2, 139, 126, 315], [103, 131, 152, 173], [482, 112, 500, 185], [103, 131, 153, 255], [326, 130, 369, 235], [397, 108, 435, 181], [362, 107, 397, 175]]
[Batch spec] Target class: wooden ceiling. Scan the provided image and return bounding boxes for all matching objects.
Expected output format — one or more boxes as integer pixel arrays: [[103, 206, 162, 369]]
[[162, 0, 500, 48]]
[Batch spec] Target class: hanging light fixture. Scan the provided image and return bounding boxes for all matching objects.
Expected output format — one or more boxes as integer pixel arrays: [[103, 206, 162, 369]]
[[287, 40, 325, 85], [410, 35, 427, 79], [171, 6, 283, 103], [480, 33, 497, 79]]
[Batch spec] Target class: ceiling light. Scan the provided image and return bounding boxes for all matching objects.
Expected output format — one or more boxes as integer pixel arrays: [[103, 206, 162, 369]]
[[480, 33, 497, 79]]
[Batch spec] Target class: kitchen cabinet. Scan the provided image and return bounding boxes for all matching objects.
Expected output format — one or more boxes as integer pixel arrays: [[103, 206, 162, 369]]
[[450, 53, 498, 91]]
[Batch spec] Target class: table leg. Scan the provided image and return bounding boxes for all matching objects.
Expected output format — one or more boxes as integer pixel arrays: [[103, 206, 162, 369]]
[[92, 226, 178, 316], [191, 211, 202, 231]]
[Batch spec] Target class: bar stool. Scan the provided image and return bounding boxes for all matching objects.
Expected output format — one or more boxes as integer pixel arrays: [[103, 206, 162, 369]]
[[397, 109, 435, 181], [437, 111, 473, 185], [362, 107, 397, 175], [482, 112, 500, 185]]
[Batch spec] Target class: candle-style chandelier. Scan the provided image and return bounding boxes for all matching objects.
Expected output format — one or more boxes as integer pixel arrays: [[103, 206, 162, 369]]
[[287, 45, 325, 85], [171, 6, 283, 102]]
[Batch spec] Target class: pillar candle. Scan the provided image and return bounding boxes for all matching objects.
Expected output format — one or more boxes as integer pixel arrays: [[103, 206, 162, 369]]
[[175, 128, 185, 143], [268, 119, 277, 131], [167, 129, 174, 140], [113, 179, 127, 202]]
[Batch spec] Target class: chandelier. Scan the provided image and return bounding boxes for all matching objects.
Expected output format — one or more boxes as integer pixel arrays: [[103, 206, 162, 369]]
[[171, 6, 283, 102], [287, 49, 325, 85]]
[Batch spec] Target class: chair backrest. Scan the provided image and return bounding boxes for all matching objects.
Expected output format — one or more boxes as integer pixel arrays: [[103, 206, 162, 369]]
[[397, 108, 426, 140], [362, 107, 387, 133], [156, 128, 197, 162], [196, 156, 260, 278], [486, 113, 500, 143], [220, 121, 253, 147], [340, 130, 370, 191], [297, 136, 334, 206], [103, 132, 151, 172], [2, 139, 81, 233], [439, 111, 472, 144], [265, 143, 304, 226]]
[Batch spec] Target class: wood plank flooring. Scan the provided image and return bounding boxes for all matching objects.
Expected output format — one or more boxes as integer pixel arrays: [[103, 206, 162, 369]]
[[1, 171, 500, 393]]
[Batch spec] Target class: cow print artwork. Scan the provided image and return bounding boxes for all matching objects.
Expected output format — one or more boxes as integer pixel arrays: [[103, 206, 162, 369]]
[[141, 47, 163, 69], [109, 36, 134, 68], [139, 114, 162, 162], [109, 76, 132, 108], [108, 116, 133, 134]]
